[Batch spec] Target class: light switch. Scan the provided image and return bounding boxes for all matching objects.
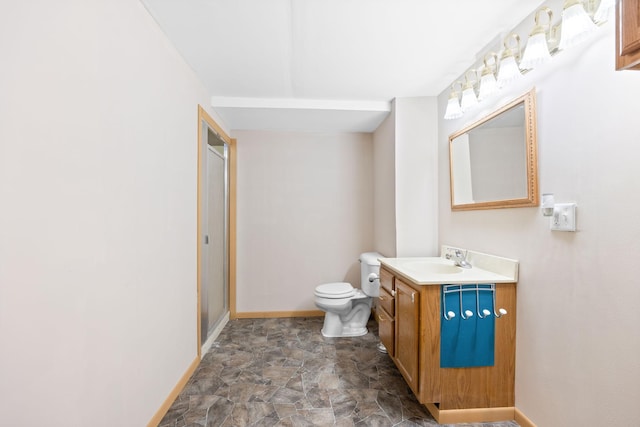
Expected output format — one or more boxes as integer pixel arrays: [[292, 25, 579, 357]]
[[550, 203, 577, 232]]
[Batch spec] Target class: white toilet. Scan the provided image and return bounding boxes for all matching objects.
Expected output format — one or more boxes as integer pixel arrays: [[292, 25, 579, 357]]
[[314, 252, 382, 338]]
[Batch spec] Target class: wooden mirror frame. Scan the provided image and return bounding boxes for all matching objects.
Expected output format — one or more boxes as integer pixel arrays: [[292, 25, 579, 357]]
[[448, 88, 538, 211]]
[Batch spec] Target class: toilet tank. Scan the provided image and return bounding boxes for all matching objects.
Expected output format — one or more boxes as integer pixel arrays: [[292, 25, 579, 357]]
[[359, 252, 382, 297]]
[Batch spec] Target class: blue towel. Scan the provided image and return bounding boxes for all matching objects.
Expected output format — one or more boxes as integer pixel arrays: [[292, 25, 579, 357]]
[[440, 285, 495, 368]]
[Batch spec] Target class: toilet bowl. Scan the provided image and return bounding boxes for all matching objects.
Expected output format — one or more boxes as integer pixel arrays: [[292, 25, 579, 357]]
[[314, 252, 382, 338]]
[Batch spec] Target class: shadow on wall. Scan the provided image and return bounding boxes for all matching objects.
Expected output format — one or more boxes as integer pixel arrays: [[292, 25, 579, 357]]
[[343, 261, 361, 287]]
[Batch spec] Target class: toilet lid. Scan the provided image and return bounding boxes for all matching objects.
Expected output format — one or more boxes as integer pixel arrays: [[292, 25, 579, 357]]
[[314, 282, 355, 298]]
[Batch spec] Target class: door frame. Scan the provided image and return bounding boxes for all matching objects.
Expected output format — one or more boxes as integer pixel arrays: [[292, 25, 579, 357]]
[[197, 105, 236, 358]]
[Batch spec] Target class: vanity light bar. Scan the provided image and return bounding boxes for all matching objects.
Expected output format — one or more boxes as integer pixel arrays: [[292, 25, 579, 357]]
[[444, 0, 608, 120]]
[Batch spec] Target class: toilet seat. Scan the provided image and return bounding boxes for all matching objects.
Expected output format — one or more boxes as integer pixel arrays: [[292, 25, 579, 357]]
[[314, 282, 355, 299]]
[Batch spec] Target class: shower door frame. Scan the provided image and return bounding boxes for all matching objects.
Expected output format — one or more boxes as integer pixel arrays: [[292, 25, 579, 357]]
[[197, 105, 236, 358]]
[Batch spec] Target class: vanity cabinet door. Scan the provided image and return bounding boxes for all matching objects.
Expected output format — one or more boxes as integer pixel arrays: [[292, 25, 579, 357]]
[[617, 0, 640, 70], [376, 303, 395, 356], [395, 278, 420, 395]]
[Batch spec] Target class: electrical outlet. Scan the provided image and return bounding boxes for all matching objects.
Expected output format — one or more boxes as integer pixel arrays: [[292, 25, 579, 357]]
[[551, 203, 577, 232]]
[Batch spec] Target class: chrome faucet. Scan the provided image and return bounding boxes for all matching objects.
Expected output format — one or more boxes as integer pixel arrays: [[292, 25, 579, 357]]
[[448, 249, 472, 269]]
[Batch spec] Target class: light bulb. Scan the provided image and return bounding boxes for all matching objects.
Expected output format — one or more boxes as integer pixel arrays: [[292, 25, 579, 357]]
[[478, 52, 499, 101], [497, 33, 522, 88], [520, 7, 553, 71], [594, 0, 615, 23], [478, 72, 498, 101], [559, 0, 597, 50], [444, 91, 462, 120], [460, 86, 478, 112], [520, 32, 552, 70], [497, 55, 521, 87]]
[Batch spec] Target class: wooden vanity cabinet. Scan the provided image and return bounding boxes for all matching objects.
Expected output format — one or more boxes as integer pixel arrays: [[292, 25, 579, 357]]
[[616, 0, 640, 70], [377, 265, 517, 422]]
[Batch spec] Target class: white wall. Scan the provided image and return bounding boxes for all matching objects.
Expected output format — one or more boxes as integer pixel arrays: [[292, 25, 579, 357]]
[[233, 131, 374, 313], [0, 1, 225, 426], [437, 15, 640, 427], [372, 97, 439, 258], [373, 104, 397, 257], [395, 97, 439, 257]]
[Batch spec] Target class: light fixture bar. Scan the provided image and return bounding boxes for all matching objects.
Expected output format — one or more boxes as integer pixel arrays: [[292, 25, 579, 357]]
[[443, 0, 603, 120]]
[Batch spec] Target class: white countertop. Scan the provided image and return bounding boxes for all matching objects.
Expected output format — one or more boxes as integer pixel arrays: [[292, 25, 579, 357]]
[[379, 249, 518, 285]]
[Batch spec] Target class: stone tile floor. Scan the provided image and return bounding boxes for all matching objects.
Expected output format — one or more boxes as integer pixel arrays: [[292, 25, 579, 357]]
[[159, 317, 519, 427]]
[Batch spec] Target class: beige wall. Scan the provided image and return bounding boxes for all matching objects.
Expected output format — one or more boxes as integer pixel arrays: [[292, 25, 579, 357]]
[[373, 103, 397, 257], [372, 97, 439, 258], [0, 1, 225, 426], [437, 17, 640, 427], [395, 97, 439, 257], [233, 131, 374, 313]]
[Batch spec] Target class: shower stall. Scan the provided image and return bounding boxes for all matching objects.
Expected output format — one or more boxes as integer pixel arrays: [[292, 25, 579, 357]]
[[199, 116, 230, 348]]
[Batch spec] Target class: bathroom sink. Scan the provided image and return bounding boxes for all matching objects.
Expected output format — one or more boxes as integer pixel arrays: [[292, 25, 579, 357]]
[[402, 260, 463, 275], [378, 251, 519, 285]]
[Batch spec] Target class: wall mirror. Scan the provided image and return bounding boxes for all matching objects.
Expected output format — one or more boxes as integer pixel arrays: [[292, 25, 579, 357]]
[[449, 88, 538, 211]]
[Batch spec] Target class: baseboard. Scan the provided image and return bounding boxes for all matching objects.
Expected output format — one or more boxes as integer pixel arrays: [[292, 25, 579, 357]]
[[423, 403, 536, 426], [425, 403, 515, 424], [515, 407, 537, 427], [234, 310, 324, 318], [147, 356, 200, 427]]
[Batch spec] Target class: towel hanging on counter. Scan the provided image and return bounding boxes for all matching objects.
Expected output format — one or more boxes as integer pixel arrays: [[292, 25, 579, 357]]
[[440, 284, 495, 368]]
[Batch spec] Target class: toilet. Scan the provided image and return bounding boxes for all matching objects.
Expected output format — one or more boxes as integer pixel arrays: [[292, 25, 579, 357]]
[[314, 252, 382, 338]]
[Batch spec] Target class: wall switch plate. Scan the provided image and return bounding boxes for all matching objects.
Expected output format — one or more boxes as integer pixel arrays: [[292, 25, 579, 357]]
[[551, 203, 577, 231]]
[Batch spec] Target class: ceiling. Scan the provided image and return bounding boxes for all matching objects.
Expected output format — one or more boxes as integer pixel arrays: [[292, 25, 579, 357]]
[[141, 0, 545, 132]]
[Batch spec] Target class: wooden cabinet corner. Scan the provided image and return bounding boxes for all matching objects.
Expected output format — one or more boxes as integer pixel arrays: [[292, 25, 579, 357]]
[[616, 0, 640, 70]]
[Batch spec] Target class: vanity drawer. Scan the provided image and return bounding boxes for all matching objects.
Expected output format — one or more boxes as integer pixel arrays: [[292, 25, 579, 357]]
[[378, 287, 395, 316], [380, 266, 395, 295]]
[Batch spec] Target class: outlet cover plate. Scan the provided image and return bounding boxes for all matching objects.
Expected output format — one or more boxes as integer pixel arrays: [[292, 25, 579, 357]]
[[551, 203, 577, 232]]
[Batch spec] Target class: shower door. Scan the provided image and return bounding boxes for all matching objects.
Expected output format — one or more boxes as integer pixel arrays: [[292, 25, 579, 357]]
[[200, 128, 229, 345]]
